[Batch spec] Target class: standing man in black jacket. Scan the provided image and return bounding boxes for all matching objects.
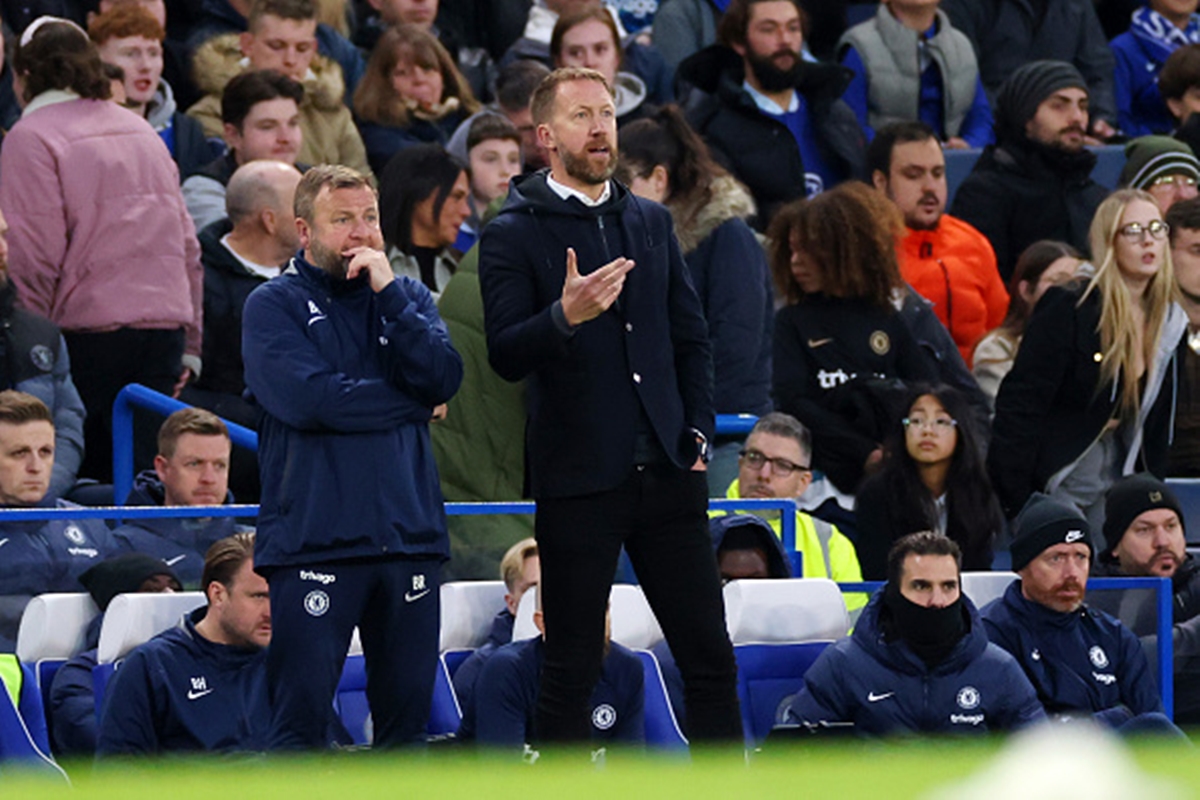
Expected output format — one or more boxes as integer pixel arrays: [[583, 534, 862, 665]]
[[950, 60, 1108, 281], [675, 0, 864, 230], [479, 67, 742, 749]]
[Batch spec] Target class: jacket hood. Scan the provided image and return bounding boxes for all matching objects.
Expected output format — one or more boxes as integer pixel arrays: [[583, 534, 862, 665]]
[[498, 169, 632, 219], [677, 44, 853, 106], [669, 173, 756, 253], [613, 71, 647, 118], [852, 588, 987, 676], [145, 79, 179, 132], [709, 513, 791, 578], [191, 33, 346, 111]]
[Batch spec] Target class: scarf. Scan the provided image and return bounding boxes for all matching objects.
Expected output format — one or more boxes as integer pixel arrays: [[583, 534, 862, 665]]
[[1129, 6, 1200, 65]]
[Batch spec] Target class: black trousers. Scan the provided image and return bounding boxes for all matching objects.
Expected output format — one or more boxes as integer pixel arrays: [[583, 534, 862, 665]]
[[63, 328, 184, 483], [534, 464, 742, 744]]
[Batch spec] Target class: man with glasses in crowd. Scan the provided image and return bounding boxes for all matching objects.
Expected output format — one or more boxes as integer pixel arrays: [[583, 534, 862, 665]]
[[1119, 136, 1200, 213], [720, 412, 865, 614]]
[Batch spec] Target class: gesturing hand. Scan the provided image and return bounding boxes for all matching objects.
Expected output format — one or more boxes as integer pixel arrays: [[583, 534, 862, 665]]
[[560, 247, 635, 326]]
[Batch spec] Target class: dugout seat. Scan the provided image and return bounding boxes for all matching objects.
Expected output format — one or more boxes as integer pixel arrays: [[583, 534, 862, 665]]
[[16, 592, 99, 725], [333, 652, 461, 745], [724, 579, 848, 746], [439, 581, 506, 652], [511, 585, 665, 649], [1167, 479, 1200, 545], [960, 571, 1018, 610], [0, 658, 66, 780], [635, 649, 688, 750]]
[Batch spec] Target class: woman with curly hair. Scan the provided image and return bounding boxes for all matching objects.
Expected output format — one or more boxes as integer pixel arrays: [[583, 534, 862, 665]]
[[770, 183, 938, 494]]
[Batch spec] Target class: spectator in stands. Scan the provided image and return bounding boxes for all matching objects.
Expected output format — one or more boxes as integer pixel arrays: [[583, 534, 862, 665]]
[[981, 494, 1179, 733], [378, 143, 470, 297], [352, 0, 491, 103], [989, 189, 1186, 531], [184, 161, 302, 435], [0, 11, 23, 136], [185, 0, 365, 95], [1160, 43, 1200, 143], [941, 0, 1117, 137], [719, 413, 865, 608], [869, 121, 1008, 367], [551, 5, 647, 126], [352, 24, 478, 177], [677, 0, 864, 228], [49, 553, 181, 756], [182, 69, 304, 232], [855, 384, 1003, 579], [0, 391, 114, 651], [1111, 0, 1200, 137], [0, 210, 84, 502], [0, 18, 202, 483], [459, 591, 644, 750], [89, 4, 211, 177], [615, 104, 771, 490], [837, 0, 993, 149], [1093, 474, 1200, 724], [1167, 197, 1200, 475], [96, 532, 275, 755], [188, 0, 370, 177], [111, 408, 246, 587], [779, 532, 1045, 736], [1118, 135, 1200, 212], [451, 537, 539, 717], [243, 165, 462, 750], [89, 0, 200, 110], [972, 241, 1085, 406], [445, 112, 521, 252], [492, 58, 551, 172], [950, 60, 1108, 283], [502, 0, 672, 106], [770, 185, 938, 495]]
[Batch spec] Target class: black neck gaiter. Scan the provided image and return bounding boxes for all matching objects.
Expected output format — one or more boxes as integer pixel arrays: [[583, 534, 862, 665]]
[[882, 583, 967, 668]]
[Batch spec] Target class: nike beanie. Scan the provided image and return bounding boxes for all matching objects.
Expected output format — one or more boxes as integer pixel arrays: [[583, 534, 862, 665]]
[[1010, 493, 1093, 573]]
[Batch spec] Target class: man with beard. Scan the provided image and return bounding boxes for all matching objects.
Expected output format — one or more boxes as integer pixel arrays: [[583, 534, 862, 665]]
[[242, 164, 463, 749], [479, 67, 743, 749], [1094, 474, 1200, 724], [869, 121, 1009, 368], [779, 532, 1044, 736], [981, 494, 1176, 732], [949, 60, 1107, 282], [676, 0, 864, 230]]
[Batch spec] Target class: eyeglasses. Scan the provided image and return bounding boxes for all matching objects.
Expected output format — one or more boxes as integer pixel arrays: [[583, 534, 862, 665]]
[[903, 417, 957, 433], [739, 449, 809, 476], [1117, 220, 1170, 242], [1150, 174, 1198, 189]]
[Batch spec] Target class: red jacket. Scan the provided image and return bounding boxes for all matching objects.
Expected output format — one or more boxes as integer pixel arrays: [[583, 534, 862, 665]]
[[897, 214, 1008, 367]]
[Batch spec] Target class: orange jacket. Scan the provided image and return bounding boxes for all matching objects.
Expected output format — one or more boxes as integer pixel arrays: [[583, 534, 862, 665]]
[[897, 214, 1008, 367]]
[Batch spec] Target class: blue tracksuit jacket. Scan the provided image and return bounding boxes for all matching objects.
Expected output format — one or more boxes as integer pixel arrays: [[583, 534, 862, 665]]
[[785, 590, 1045, 735]]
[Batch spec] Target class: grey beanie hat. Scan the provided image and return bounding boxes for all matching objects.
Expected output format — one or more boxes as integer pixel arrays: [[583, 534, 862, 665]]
[[1119, 136, 1200, 190], [1010, 493, 1093, 572], [995, 60, 1088, 142]]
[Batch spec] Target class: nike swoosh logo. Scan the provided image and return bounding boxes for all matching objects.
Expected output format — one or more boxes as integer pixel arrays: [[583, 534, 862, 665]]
[[867, 691, 895, 702], [307, 315, 327, 327], [165, 555, 187, 566], [187, 688, 214, 700], [0, 538, 8, 548], [404, 588, 431, 603], [807, 338, 833, 348]]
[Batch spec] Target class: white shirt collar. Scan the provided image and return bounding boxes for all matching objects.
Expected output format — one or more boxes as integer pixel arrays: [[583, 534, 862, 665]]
[[546, 172, 612, 207], [742, 80, 798, 115], [221, 234, 282, 280]]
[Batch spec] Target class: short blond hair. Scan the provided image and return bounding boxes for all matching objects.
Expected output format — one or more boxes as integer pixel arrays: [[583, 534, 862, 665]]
[[499, 537, 538, 592], [530, 67, 613, 126], [294, 164, 374, 224]]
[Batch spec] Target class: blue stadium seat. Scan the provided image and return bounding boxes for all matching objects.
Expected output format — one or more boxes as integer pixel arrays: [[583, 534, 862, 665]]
[[16, 592, 99, 740], [734, 642, 831, 746], [943, 147, 981, 207], [634, 650, 688, 750], [1167, 479, 1200, 545], [333, 653, 461, 745], [943, 145, 1127, 208], [846, 2, 878, 27], [0, 660, 65, 779]]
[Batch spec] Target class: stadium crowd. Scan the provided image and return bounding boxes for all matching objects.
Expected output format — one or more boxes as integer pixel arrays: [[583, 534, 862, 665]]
[[4, 0, 1200, 765]]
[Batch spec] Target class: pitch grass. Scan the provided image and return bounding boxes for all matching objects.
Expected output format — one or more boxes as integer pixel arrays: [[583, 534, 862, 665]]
[[5, 739, 1200, 800]]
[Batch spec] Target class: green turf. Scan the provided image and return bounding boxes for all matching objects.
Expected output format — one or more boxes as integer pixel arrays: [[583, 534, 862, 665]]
[[5, 739, 1198, 800]]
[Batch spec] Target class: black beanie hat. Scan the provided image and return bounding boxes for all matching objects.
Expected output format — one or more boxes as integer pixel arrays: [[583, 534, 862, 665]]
[[995, 60, 1088, 142], [1010, 493, 1093, 572], [1101, 473, 1185, 560], [79, 553, 181, 611]]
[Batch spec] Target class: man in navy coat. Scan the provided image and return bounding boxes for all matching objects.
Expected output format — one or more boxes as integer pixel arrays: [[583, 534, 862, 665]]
[[479, 66, 742, 747]]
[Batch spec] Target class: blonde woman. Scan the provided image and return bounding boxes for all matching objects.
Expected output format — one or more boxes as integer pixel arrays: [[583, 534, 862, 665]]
[[988, 189, 1187, 536]]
